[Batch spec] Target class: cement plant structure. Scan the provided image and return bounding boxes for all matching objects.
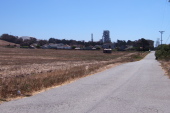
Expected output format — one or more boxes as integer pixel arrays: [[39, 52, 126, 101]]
[[103, 30, 111, 43]]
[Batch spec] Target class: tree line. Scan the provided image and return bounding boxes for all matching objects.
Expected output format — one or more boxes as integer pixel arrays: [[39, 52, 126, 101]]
[[0, 34, 47, 47], [0, 34, 101, 47], [0, 33, 154, 51], [115, 39, 154, 51]]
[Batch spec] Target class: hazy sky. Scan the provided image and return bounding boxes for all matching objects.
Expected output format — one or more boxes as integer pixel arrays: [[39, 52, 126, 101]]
[[0, 0, 170, 44]]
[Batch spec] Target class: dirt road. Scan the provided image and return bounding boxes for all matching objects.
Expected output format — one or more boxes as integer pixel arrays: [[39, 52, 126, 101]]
[[0, 52, 170, 113]]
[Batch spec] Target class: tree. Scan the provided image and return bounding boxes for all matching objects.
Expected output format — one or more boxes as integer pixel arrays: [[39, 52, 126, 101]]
[[115, 40, 127, 50], [136, 38, 150, 51], [29, 37, 37, 44], [38, 40, 48, 46], [0, 34, 17, 43], [48, 38, 56, 43], [15, 38, 23, 44], [127, 40, 133, 45]]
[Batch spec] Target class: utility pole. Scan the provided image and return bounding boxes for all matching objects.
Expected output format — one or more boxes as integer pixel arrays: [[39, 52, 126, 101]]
[[159, 31, 165, 49]]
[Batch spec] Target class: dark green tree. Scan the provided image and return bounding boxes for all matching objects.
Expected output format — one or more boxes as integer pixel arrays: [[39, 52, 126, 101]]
[[48, 38, 56, 43], [0, 34, 17, 43], [136, 38, 150, 51]]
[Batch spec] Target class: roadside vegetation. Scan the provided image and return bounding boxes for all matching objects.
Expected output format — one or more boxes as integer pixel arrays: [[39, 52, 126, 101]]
[[155, 44, 170, 77], [0, 47, 148, 101]]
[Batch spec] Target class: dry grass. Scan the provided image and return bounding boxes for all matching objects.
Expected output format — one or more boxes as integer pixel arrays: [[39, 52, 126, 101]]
[[159, 60, 170, 77], [0, 48, 131, 78], [0, 40, 19, 47], [0, 47, 148, 101]]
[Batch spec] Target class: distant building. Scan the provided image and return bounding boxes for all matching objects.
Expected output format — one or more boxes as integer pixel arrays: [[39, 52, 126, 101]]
[[20, 36, 31, 40], [42, 43, 71, 49], [103, 30, 111, 43]]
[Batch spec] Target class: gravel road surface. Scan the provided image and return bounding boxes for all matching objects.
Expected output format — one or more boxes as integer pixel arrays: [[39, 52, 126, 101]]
[[0, 51, 170, 113]]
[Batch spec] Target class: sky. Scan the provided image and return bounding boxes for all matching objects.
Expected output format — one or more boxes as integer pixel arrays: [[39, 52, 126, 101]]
[[0, 0, 170, 45]]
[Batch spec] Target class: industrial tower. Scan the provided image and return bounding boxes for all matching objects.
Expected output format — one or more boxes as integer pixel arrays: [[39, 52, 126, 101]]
[[103, 30, 111, 43]]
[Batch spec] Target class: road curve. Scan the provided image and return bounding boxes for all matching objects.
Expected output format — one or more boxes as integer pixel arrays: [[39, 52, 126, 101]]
[[0, 52, 170, 113]]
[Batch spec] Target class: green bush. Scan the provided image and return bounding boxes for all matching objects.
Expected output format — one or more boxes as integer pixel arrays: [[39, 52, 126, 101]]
[[155, 44, 170, 60]]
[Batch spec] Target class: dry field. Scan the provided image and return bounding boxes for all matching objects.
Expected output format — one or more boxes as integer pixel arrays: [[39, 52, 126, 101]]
[[0, 40, 19, 47], [0, 47, 148, 101], [0, 47, 136, 78]]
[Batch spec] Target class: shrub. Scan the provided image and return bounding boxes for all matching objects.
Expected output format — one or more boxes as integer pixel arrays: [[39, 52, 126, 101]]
[[155, 44, 170, 60]]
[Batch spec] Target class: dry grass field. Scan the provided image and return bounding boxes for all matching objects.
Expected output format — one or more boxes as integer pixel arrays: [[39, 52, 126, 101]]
[[0, 47, 148, 101], [0, 48, 125, 77], [0, 40, 19, 47]]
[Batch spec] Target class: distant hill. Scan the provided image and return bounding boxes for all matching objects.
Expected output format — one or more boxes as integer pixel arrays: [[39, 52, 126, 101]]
[[0, 40, 20, 47]]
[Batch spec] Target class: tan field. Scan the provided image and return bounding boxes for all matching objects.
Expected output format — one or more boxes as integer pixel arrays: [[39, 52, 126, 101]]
[[0, 47, 138, 78], [0, 40, 20, 47], [0, 47, 148, 100]]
